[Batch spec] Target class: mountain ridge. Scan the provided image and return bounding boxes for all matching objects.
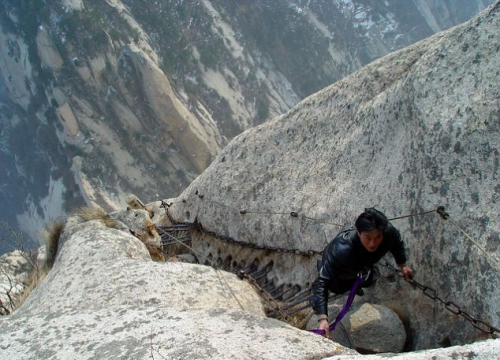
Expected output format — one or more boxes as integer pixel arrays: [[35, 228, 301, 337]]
[[0, 0, 494, 251]]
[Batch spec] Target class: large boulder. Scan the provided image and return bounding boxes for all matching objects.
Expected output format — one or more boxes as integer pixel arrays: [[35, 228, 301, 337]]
[[168, 1, 500, 350], [307, 302, 406, 353], [344, 303, 406, 353], [0, 214, 354, 359]]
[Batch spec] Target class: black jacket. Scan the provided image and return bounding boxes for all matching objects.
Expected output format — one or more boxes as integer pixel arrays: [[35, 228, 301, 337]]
[[313, 223, 407, 316]]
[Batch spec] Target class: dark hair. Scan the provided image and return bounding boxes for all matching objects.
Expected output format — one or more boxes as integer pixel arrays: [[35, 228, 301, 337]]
[[355, 208, 388, 232]]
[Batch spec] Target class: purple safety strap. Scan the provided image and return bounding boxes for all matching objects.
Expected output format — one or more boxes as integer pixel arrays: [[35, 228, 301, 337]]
[[310, 274, 364, 335]]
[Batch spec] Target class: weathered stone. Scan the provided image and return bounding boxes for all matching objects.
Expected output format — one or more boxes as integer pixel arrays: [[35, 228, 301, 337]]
[[62, 0, 84, 11], [167, 254, 198, 264], [110, 207, 160, 246], [307, 304, 357, 349], [306, 302, 406, 353], [0, 219, 355, 359], [344, 303, 406, 353], [36, 28, 63, 71], [0, 250, 33, 313]]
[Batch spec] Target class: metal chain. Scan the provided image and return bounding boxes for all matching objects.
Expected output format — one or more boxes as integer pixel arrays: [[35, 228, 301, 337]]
[[237, 270, 290, 321], [162, 199, 498, 337], [195, 224, 323, 256], [161, 197, 446, 255], [161, 198, 444, 257], [160, 200, 189, 226], [161, 200, 323, 256], [383, 262, 499, 337]]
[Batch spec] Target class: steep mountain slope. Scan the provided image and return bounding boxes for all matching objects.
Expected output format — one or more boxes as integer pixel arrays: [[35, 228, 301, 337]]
[[170, 0, 500, 349], [0, 0, 494, 251]]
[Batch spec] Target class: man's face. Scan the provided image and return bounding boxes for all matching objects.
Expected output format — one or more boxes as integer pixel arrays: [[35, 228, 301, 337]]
[[359, 229, 384, 252]]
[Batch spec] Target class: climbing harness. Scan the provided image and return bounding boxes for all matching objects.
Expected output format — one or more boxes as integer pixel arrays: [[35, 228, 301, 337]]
[[309, 273, 365, 336]]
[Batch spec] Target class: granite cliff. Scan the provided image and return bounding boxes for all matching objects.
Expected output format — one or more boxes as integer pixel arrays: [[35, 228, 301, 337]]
[[0, 0, 494, 252], [1, 1, 499, 356]]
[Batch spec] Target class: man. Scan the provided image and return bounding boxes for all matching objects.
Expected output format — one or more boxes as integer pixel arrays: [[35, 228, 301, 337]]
[[313, 208, 413, 336]]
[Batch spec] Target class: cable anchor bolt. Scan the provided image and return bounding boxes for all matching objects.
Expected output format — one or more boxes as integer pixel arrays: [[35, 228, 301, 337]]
[[437, 206, 450, 220], [237, 270, 246, 279]]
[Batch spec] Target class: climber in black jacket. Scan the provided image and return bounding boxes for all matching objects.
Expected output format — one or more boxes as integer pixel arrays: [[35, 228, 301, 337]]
[[313, 208, 413, 336]]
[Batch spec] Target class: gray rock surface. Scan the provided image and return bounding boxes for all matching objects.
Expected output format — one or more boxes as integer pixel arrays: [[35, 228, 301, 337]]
[[344, 303, 406, 353], [110, 207, 161, 246], [0, 215, 354, 359], [0, 250, 33, 313], [1, 216, 498, 360], [169, 1, 500, 350], [167, 253, 198, 264], [307, 302, 406, 353]]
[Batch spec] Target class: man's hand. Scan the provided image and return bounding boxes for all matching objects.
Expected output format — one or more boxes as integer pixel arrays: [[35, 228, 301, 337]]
[[399, 265, 414, 281], [318, 318, 330, 338]]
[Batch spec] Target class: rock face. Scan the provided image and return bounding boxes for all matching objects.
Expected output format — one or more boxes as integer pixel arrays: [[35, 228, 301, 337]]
[[168, 1, 500, 350], [0, 250, 34, 314], [0, 0, 494, 252], [0, 214, 355, 359]]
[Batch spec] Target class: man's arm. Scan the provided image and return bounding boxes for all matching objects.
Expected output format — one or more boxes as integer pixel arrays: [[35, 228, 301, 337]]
[[388, 225, 406, 264], [399, 264, 414, 281], [312, 238, 347, 335], [312, 263, 331, 319], [388, 224, 413, 281], [312, 263, 332, 336]]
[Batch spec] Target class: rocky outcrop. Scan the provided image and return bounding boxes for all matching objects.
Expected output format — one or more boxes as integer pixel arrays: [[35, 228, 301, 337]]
[[168, 1, 500, 350], [0, 250, 33, 314], [0, 213, 355, 359], [0, 0, 494, 252]]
